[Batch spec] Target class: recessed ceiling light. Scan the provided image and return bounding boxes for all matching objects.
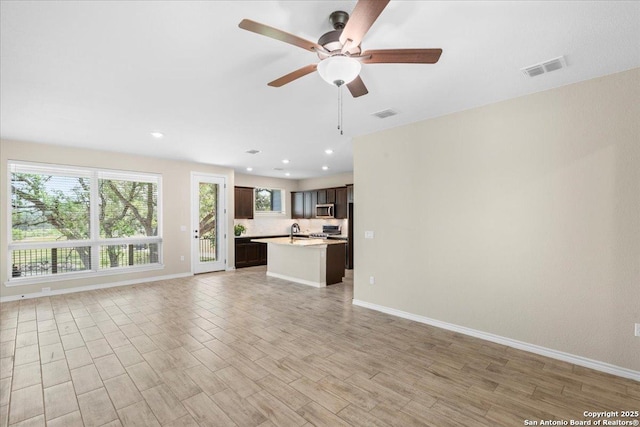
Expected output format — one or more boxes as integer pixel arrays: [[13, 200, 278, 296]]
[[282, 159, 290, 164], [285, 173, 291, 177], [246, 167, 253, 172], [322, 166, 329, 171], [325, 149, 333, 154], [150, 132, 164, 138]]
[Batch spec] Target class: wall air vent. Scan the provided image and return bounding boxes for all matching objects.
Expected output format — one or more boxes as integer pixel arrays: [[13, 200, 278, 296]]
[[372, 109, 398, 119], [245, 149, 260, 154], [521, 56, 566, 78]]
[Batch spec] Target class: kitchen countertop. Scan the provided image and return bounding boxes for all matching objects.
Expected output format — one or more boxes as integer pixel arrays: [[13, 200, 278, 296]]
[[235, 234, 288, 239], [252, 237, 347, 247]]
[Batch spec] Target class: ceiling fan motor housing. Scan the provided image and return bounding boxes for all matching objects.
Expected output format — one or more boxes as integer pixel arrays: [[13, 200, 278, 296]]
[[317, 11, 361, 59], [329, 11, 349, 29]]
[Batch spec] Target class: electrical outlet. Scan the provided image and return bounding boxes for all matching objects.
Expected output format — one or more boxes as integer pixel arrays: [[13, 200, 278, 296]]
[[180, 256, 185, 261], [365, 231, 374, 239], [42, 287, 51, 293], [369, 276, 375, 285], [635, 323, 640, 337]]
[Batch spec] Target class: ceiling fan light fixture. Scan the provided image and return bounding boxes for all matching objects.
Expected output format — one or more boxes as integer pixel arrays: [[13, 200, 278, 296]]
[[317, 56, 361, 86]]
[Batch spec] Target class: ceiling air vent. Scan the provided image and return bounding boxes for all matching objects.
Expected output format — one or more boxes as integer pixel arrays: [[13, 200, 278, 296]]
[[521, 56, 566, 78], [245, 149, 260, 154], [372, 109, 398, 119]]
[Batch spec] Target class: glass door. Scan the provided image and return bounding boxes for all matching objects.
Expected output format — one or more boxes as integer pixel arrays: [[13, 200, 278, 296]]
[[192, 173, 226, 273]]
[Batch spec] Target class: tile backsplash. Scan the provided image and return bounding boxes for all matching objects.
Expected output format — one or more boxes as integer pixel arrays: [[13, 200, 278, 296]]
[[235, 217, 347, 237]]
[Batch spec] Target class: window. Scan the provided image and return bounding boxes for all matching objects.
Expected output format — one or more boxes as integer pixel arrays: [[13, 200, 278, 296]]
[[8, 162, 162, 283], [254, 188, 285, 214]]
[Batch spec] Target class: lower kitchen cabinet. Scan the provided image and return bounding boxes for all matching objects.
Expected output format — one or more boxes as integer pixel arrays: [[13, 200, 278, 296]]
[[235, 238, 267, 268]]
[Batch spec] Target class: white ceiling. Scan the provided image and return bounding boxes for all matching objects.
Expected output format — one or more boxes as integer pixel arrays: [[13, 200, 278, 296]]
[[1, 1, 639, 179]]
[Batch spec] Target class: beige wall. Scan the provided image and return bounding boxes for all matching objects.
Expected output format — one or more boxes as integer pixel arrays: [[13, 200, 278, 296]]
[[353, 68, 640, 372], [1, 140, 235, 298], [298, 172, 353, 191]]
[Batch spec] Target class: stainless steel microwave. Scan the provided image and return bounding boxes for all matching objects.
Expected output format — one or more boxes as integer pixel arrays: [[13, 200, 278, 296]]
[[316, 204, 335, 218]]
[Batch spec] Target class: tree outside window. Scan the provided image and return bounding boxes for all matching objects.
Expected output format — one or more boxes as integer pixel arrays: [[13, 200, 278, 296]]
[[9, 162, 162, 280], [255, 188, 284, 214]]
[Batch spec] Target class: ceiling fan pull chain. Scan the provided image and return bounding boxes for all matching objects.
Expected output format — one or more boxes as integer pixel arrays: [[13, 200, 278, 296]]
[[338, 84, 344, 135], [337, 85, 341, 134]]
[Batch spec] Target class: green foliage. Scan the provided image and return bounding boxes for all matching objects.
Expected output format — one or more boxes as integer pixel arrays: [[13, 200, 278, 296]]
[[99, 179, 158, 238], [234, 224, 246, 236], [11, 173, 90, 241], [255, 188, 272, 211], [11, 172, 159, 269], [198, 182, 217, 238]]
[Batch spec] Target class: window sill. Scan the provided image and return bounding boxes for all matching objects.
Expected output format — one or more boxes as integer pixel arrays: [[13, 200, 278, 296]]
[[4, 264, 164, 287], [253, 212, 287, 217]]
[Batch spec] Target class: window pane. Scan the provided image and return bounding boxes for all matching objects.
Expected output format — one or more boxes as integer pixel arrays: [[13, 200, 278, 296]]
[[99, 243, 160, 269], [255, 188, 284, 213], [199, 182, 218, 262], [11, 247, 92, 277], [99, 179, 158, 238], [11, 173, 90, 242]]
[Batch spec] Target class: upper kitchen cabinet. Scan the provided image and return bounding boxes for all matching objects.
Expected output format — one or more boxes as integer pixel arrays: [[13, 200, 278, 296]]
[[291, 191, 317, 219], [317, 189, 326, 205], [293, 186, 350, 219], [235, 186, 254, 219], [291, 192, 304, 218], [304, 191, 317, 219], [318, 188, 336, 204], [334, 187, 348, 219], [327, 188, 336, 204]]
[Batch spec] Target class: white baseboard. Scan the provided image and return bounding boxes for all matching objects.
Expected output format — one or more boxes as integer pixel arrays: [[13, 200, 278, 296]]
[[352, 299, 640, 382], [266, 271, 326, 288], [0, 272, 193, 302]]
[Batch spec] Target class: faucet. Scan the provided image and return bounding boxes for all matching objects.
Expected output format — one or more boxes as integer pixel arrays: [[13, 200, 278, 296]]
[[290, 223, 300, 242]]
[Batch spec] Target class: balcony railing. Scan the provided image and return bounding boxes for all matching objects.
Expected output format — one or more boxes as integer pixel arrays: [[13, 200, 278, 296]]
[[11, 244, 159, 278], [199, 237, 216, 262]]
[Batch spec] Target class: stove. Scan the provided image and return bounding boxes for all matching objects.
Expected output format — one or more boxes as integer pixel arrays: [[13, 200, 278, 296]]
[[309, 225, 341, 238]]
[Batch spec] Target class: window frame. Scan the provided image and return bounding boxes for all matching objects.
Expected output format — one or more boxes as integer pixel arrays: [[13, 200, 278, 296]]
[[253, 187, 286, 216], [6, 160, 163, 286]]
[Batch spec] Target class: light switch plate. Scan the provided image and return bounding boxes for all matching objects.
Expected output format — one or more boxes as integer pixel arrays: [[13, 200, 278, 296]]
[[365, 231, 374, 239]]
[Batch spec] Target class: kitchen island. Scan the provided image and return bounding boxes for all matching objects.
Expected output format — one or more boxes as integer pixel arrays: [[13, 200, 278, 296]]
[[251, 237, 346, 287]]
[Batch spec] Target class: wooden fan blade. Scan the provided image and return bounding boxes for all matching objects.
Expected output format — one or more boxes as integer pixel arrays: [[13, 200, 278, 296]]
[[339, 0, 390, 53], [239, 19, 326, 53], [361, 48, 443, 64], [268, 64, 318, 87], [347, 75, 369, 98]]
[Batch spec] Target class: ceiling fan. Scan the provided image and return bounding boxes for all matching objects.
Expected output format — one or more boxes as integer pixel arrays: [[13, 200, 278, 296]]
[[238, 0, 443, 98]]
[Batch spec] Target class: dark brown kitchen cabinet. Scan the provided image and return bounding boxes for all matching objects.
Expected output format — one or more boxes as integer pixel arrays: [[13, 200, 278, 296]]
[[334, 187, 348, 219], [234, 186, 254, 219], [317, 189, 327, 204], [326, 188, 336, 204], [291, 192, 304, 218], [235, 238, 267, 268], [291, 191, 316, 219], [317, 188, 336, 205], [303, 191, 317, 218]]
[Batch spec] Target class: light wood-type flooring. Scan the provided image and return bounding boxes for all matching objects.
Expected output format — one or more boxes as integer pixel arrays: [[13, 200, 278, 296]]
[[0, 267, 638, 426]]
